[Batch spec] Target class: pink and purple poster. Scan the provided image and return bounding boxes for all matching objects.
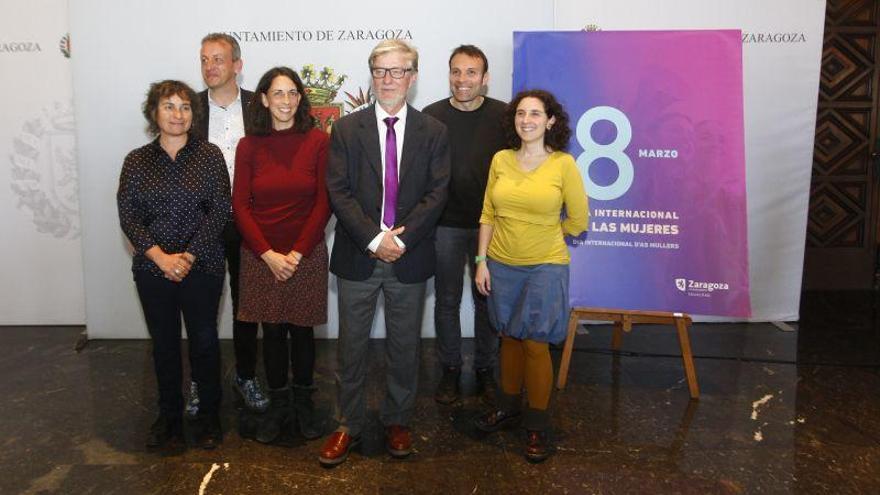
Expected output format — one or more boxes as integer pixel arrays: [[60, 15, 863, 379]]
[[513, 30, 750, 317]]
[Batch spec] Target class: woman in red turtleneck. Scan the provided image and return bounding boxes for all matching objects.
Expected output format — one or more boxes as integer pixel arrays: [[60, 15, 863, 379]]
[[233, 66, 330, 442]]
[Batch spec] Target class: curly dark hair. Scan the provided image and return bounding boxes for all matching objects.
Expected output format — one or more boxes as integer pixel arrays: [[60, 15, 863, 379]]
[[142, 80, 201, 137], [248, 66, 313, 135], [503, 89, 571, 151]]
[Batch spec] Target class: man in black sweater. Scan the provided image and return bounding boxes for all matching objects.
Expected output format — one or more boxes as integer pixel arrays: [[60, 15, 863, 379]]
[[423, 45, 507, 404]]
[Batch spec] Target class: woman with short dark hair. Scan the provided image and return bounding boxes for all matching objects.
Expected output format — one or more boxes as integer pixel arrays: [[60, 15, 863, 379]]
[[117, 79, 229, 450], [474, 89, 589, 462], [233, 67, 331, 442]]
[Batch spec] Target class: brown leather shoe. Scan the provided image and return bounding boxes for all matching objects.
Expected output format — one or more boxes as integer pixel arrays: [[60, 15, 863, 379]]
[[318, 431, 360, 467], [385, 425, 412, 458]]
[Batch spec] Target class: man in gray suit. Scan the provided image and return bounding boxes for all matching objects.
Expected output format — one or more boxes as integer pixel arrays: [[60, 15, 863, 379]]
[[319, 39, 450, 467]]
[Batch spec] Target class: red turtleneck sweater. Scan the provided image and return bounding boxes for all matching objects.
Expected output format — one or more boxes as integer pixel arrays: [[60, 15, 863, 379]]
[[233, 127, 330, 257]]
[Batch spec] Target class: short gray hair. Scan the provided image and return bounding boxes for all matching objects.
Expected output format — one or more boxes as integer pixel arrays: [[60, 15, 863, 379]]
[[368, 39, 418, 72], [201, 33, 241, 61]]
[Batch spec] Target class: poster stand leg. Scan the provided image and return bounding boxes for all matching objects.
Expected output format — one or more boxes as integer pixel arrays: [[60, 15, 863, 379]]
[[555, 307, 700, 399]]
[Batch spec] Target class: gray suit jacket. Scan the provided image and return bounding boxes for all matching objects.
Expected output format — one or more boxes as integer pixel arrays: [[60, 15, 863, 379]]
[[327, 104, 450, 283]]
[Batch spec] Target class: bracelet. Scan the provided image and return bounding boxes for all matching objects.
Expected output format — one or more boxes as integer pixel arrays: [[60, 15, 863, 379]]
[[474, 255, 487, 264]]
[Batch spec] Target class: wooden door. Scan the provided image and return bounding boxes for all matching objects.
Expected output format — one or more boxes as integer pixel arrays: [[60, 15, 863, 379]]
[[805, 0, 880, 289]]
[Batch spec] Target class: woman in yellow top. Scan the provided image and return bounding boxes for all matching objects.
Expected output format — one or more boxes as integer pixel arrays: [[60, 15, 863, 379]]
[[474, 89, 588, 462]]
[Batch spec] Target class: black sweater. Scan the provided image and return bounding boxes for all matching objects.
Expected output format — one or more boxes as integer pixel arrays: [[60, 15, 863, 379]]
[[422, 97, 507, 228]]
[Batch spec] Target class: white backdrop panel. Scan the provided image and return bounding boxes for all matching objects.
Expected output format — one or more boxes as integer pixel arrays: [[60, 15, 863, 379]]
[[554, 0, 826, 321], [0, 0, 85, 325], [71, 0, 553, 338], [72, 0, 825, 338]]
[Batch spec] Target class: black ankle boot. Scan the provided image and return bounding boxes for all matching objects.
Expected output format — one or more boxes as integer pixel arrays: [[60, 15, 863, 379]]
[[146, 414, 182, 448], [525, 430, 552, 462], [524, 407, 553, 463], [474, 392, 521, 432], [292, 384, 322, 440], [256, 388, 290, 444], [475, 367, 498, 405], [195, 412, 223, 450], [434, 366, 461, 404]]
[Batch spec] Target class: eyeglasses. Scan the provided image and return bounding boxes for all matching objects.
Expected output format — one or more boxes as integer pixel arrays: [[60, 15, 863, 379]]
[[370, 67, 413, 79], [269, 89, 300, 100]]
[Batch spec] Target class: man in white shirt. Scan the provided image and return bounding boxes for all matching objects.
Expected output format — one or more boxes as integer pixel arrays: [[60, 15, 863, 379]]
[[191, 33, 268, 415]]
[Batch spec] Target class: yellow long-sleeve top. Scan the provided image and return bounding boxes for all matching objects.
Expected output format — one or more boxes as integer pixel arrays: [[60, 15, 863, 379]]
[[480, 150, 589, 266]]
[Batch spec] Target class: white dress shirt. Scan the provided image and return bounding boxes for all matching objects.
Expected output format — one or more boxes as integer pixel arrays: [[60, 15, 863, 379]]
[[207, 87, 246, 188]]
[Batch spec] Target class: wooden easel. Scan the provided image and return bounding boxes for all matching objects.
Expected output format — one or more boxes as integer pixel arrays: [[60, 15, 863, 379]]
[[556, 307, 700, 399]]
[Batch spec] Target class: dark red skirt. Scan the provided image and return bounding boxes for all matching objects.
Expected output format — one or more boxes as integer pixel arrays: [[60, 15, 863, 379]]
[[237, 242, 328, 326]]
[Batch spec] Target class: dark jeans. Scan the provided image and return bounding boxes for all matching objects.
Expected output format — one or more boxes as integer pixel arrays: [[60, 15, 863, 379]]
[[224, 221, 259, 379], [262, 323, 315, 390], [433, 225, 498, 370], [135, 270, 223, 418]]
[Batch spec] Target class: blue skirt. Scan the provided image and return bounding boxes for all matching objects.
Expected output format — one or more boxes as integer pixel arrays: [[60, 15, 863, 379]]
[[486, 259, 570, 344]]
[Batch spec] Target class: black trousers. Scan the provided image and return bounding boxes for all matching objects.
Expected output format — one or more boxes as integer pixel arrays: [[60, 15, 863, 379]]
[[135, 271, 223, 418], [262, 324, 315, 390], [223, 221, 259, 379]]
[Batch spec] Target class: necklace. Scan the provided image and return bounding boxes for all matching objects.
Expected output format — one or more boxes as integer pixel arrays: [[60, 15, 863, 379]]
[[517, 149, 550, 172]]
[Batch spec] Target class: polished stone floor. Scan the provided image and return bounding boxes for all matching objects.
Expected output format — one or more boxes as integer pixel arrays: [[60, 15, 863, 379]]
[[1, 291, 878, 494]]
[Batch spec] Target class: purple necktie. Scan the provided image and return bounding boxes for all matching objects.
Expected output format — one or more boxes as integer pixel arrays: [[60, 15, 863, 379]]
[[383, 116, 399, 228]]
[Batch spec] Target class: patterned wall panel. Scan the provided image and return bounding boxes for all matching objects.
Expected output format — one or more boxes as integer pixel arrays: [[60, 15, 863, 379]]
[[809, 0, 878, 249], [826, 0, 876, 27]]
